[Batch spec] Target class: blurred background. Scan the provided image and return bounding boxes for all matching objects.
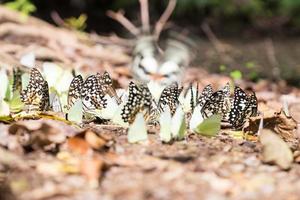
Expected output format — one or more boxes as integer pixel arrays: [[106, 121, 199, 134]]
[[1, 0, 300, 85]]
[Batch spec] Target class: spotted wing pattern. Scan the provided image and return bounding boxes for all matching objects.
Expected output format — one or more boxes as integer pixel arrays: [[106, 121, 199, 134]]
[[81, 75, 107, 110], [158, 82, 183, 115], [228, 86, 258, 128], [197, 84, 213, 107], [96, 71, 121, 104], [121, 82, 152, 123], [201, 83, 230, 119], [66, 75, 83, 109], [20, 68, 50, 111]]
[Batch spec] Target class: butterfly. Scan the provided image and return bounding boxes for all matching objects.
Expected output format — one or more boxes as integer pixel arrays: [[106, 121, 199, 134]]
[[121, 81, 152, 124], [96, 71, 121, 104], [228, 86, 258, 128], [200, 83, 231, 119], [66, 75, 83, 110], [81, 75, 107, 111], [197, 84, 213, 107], [20, 68, 50, 111], [157, 82, 183, 115]]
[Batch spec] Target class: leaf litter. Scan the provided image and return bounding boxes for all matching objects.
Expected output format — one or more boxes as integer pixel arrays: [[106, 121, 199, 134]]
[[0, 6, 300, 200]]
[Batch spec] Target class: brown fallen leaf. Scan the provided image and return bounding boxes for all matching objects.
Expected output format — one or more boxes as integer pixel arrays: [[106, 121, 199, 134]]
[[244, 109, 298, 144], [84, 130, 107, 149], [259, 129, 293, 170], [66, 137, 92, 155]]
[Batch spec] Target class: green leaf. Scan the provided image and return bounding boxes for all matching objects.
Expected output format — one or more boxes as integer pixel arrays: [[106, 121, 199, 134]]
[[9, 91, 24, 113], [67, 99, 83, 124], [128, 113, 148, 143], [159, 106, 172, 142], [230, 70, 242, 80], [195, 114, 221, 137]]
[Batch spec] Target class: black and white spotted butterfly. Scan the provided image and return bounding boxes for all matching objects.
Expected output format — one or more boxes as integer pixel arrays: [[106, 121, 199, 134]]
[[20, 68, 50, 111], [66, 75, 83, 110], [96, 71, 121, 104], [228, 86, 258, 128], [197, 84, 213, 107], [200, 83, 231, 119], [121, 81, 152, 123], [81, 74, 107, 111], [157, 82, 183, 115]]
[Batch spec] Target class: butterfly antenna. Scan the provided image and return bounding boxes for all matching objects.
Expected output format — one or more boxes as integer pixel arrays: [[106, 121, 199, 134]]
[[189, 83, 195, 112], [71, 69, 77, 77], [195, 82, 199, 105]]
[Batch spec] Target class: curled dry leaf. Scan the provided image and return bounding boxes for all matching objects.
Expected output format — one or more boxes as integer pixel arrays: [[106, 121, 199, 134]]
[[244, 109, 298, 143], [84, 130, 107, 149], [259, 129, 293, 170]]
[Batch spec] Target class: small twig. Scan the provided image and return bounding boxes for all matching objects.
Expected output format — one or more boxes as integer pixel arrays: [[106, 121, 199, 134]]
[[139, 0, 150, 33], [201, 21, 225, 54], [282, 98, 290, 117], [154, 0, 177, 39], [257, 113, 264, 136], [50, 11, 67, 28], [107, 10, 140, 36], [265, 38, 280, 80]]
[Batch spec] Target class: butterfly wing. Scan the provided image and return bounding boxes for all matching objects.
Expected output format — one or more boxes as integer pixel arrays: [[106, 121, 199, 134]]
[[66, 75, 83, 110], [201, 83, 230, 119], [81, 75, 107, 111], [121, 82, 153, 123], [228, 86, 251, 128], [97, 71, 121, 104], [158, 82, 182, 115], [197, 84, 213, 107], [121, 82, 143, 123], [20, 68, 50, 111]]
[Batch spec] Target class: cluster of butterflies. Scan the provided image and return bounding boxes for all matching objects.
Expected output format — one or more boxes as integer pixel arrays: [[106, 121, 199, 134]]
[[19, 68, 258, 129]]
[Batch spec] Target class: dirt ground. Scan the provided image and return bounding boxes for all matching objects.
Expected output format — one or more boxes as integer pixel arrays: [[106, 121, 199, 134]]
[[1, 6, 300, 200]]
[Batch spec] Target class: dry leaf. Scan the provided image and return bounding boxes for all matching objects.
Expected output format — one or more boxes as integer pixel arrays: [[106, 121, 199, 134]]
[[7, 119, 79, 149], [244, 110, 298, 143], [84, 130, 107, 149], [66, 137, 92, 155], [260, 129, 293, 170]]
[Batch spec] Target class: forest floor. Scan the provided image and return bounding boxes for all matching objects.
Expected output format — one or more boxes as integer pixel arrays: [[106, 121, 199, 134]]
[[1, 6, 300, 200]]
